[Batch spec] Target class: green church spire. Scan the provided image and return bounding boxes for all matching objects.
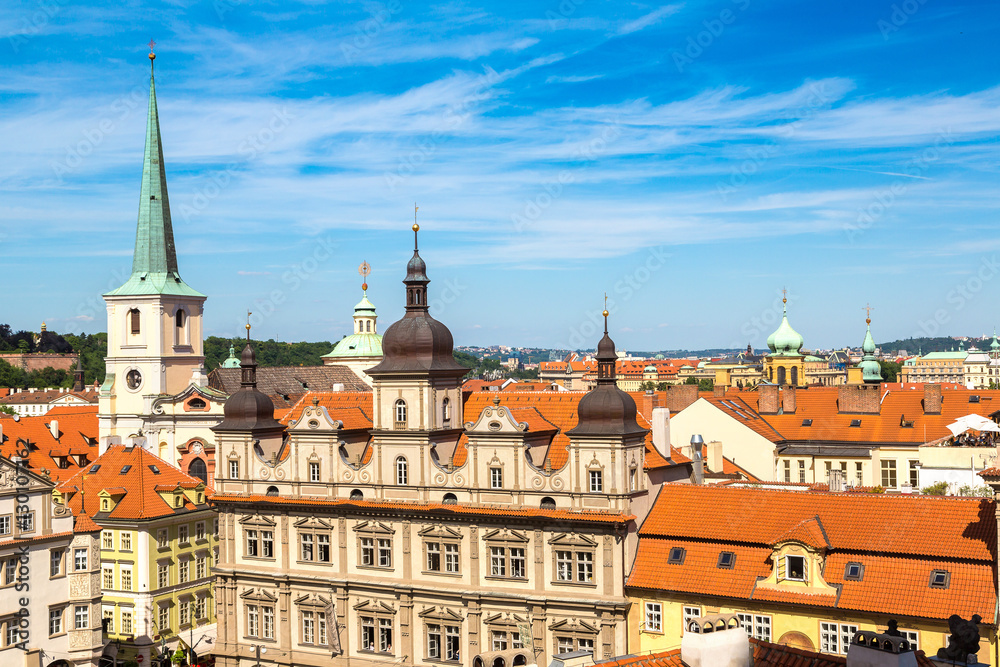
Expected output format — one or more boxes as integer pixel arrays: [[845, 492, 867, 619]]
[[106, 48, 203, 298]]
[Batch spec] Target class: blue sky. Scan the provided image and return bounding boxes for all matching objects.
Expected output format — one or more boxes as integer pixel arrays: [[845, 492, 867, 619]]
[[3, 0, 1000, 352]]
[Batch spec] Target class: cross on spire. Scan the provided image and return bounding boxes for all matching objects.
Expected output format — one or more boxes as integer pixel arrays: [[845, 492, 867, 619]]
[[864, 303, 873, 325], [148, 39, 156, 53]]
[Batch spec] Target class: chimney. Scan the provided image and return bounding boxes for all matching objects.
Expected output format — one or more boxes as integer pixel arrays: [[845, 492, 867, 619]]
[[705, 440, 724, 474], [713, 384, 726, 398], [681, 613, 750, 667], [759, 384, 779, 414], [49, 420, 59, 440], [782, 386, 796, 414], [691, 434, 705, 485], [838, 385, 881, 414], [641, 390, 660, 421], [663, 385, 698, 412], [846, 629, 919, 667], [924, 384, 942, 415], [651, 407, 672, 463]]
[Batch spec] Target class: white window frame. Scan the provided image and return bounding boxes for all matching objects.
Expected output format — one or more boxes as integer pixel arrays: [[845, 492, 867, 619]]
[[738, 613, 772, 642], [682, 606, 701, 634], [396, 457, 408, 485], [589, 469, 603, 493], [644, 602, 662, 633]]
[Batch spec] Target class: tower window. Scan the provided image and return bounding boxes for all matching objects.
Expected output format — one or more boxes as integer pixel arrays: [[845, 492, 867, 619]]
[[394, 400, 407, 427], [176, 310, 185, 329], [396, 457, 408, 485], [129, 309, 141, 335], [366, 320, 371, 332], [442, 398, 451, 424]]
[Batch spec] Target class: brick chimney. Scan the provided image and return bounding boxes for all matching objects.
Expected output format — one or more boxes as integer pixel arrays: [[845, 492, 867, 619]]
[[838, 384, 881, 414], [641, 390, 660, 422], [782, 386, 796, 414], [663, 385, 698, 412], [759, 384, 779, 415], [713, 384, 726, 398], [923, 384, 942, 415]]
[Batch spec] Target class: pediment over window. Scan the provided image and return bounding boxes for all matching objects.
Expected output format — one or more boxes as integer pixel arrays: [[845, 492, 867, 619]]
[[353, 599, 396, 614], [484, 612, 527, 627], [418, 524, 463, 540], [239, 588, 277, 603], [418, 606, 465, 622], [294, 516, 333, 529], [548, 533, 598, 548], [238, 513, 276, 527], [353, 521, 394, 535], [465, 403, 529, 434], [288, 405, 344, 432], [294, 593, 332, 609], [548, 618, 597, 634], [482, 528, 529, 544]]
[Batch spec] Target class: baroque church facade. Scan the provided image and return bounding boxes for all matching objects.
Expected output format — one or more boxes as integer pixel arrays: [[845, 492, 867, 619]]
[[208, 225, 667, 667]]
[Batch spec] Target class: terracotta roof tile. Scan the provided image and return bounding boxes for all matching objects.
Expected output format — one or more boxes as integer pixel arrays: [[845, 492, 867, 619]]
[[0, 408, 99, 482], [590, 649, 683, 667], [280, 391, 374, 429], [73, 512, 102, 533]]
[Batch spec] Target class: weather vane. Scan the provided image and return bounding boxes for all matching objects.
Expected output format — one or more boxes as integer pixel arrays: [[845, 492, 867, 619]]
[[864, 303, 873, 324], [359, 261, 371, 291], [246, 310, 252, 338], [781, 286, 788, 303], [147, 39, 156, 62]]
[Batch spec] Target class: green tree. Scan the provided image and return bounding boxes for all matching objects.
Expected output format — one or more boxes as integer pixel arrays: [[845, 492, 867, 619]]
[[921, 481, 948, 496], [878, 360, 902, 382]]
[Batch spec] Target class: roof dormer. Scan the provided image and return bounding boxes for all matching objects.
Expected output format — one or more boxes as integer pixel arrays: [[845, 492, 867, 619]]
[[98, 487, 128, 514]]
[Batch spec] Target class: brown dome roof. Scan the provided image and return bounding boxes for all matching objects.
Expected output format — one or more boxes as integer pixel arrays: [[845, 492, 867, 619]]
[[213, 343, 285, 433]]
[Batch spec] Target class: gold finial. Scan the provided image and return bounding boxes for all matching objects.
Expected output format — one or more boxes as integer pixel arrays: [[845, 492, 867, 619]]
[[41, 321, 47, 332], [781, 286, 788, 304], [148, 38, 156, 61], [413, 203, 419, 232], [864, 303, 873, 326], [359, 260, 371, 292], [603, 292, 609, 317], [245, 310, 252, 340]]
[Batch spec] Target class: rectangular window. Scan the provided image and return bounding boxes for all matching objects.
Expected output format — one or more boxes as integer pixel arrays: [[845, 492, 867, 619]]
[[196, 555, 206, 579], [682, 606, 701, 634], [4, 557, 15, 585], [798, 460, 806, 483], [179, 525, 189, 544], [909, 460, 919, 488], [50, 549, 63, 577], [310, 461, 321, 482], [493, 630, 509, 651], [301, 533, 314, 561], [246, 530, 258, 557], [121, 567, 132, 591], [445, 543, 460, 573], [303, 611, 315, 644], [379, 617, 393, 653], [247, 605, 259, 637], [491, 546, 506, 577], [427, 542, 441, 571], [229, 460, 239, 479], [378, 539, 392, 567], [103, 566, 113, 590], [263, 606, 275, 639], [319, 612, 328, 646], [179, 560, 189, 583], [577, 551, 594, 582], [645, 602, 662, 633], [824, 461, 832, 480], [158, 606, 169, 634], [120, 531, 132, 551], [0, 516, 10, 536], [510, 547, 526, 578], [74, 548, 88, 571], [18, 511, 33, 532], [783, 459, 791, 483], [318, 534, 330, 562], [557, 637, 575, 654], [820, 622, 856, 655], [196, 597, 206, 620], [855, 462, 863, 485], [445, 625, 460, 661], [362, 616, 375, 651], [179, 600, 190, 626], [196, 522, 206, 541], [881, 460, 897, 488], [263, 530, 274, 558], [75, 605, 89, 631], [158, 563, 169, 588], [5, 621, 16, 646], [589, 469, 603, 493], [104, 608, 114, 634], [901, 630, 919, 651], [738, 613, 772, 642], [157, 529, 168, 548], [785, 555, 805, 581], [102, 530, 113, 549], [49, 608, 62, 636], [491, 467, 503, 489], [428, 623, 442, 659], [578, 637, 594, 653], [556, 551, 573, 581], [361, 538, 375, 566]]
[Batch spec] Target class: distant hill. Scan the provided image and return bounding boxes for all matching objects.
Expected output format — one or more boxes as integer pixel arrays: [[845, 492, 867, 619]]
[[877, 337, 982, 355]]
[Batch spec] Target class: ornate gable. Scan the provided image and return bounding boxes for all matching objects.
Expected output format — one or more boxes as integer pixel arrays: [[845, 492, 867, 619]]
[[354, 520, 394, 535], [482, 528, 529, 543], [548, 533, 598, 548], [239, 588, 278, 603], [294, 516, 334, 530], [417, 524, 463, 539], [353, 599, 396, 614], [238, 513, 277, 527], [418, 606, 465, 622], [465, 400, 529, 434], [288, 404, 344, 432]]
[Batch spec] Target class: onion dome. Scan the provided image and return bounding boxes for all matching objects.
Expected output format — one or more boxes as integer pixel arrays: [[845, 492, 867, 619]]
[[568, 309, 646, 437], [366, 222, 468, 378], [859, 314, 882, 384], [213, 328, 284, 433], [767, 296, 804, 356], [991, 330, 999, 351], [221, 344, 241, 368]]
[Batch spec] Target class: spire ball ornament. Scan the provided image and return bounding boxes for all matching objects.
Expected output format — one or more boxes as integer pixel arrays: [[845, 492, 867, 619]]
[[603, 310, 609, 317], [148, 38, 156, 60], [412, 223, 419, 232]]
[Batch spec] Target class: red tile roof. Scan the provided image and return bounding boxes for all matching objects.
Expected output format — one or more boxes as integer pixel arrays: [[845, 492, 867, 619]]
[[280, 391, 374, 429], [0, 407, 99, 482], [56, 445, 208, 520], [73, 512, 102, 534], [0, 390, 98, 405], [590, 650, 683, 667]]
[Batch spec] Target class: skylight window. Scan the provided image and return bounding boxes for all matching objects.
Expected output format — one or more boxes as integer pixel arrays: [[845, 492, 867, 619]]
[[801, 419, 813, 426], [149, 465, 160, 474], [120, 465, 132, 474], [969, 395, 981, 403], [717, 551, 735, 569], [929, 570, 950, 589], [668, 547, 686, 565], [844, 562, 864, 581], [849, 419, 862, 427], [89, 465, 101, 473]]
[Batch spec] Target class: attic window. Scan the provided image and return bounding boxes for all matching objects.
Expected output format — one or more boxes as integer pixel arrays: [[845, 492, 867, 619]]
[[900, 415, 914, 428], [89, 465, 101, 473], [188, 398, 206, 409], [149, 465, 160, 474], [844, 562, 864, 581], [929, 570, 950, 589], [970, 395, 981, 403], [785, 555, 806, 581], [101, 499, 109, 511], [668, 547, 686, 565], [801, 419, 812, 426], [717, 551, 735, 569], [175, 496, 183, 508], [849, 419, 862, 427], [120, 465, 132, 474]]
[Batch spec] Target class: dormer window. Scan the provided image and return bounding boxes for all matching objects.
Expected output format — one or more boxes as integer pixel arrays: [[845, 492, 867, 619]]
[[101, 499, 109, 512], [175, 496, 183, 508], [784, 555, 806, 581], [849, 419, 861, 427], [801, 419, 812, 426]]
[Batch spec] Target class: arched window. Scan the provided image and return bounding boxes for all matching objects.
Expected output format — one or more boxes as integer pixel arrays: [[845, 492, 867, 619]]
[[442, 398, 451, 424], [129, 309, 141, 335], [540, 497, 556, 509], [188, 458, 208, 485], [394, 400, 407, 427], [350, 489, 364, 501], [176, 310, 185, 329], [443, 492, 457, 504], [395, 457, 408, 485], [790, 366, 799, 386], [188, 398, 206, 410], [366, 320, 371, 332], [266, 486, 279, 497], [776, 366, 786, 386]]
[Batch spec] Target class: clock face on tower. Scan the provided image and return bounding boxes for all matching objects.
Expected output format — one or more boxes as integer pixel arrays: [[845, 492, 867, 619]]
[[126, 369, 143, 390]]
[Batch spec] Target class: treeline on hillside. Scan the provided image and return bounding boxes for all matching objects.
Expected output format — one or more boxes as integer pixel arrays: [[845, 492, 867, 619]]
[[204, 337, 334, 370], [878, 337, 977, 355], [453, 351, 539, 380]]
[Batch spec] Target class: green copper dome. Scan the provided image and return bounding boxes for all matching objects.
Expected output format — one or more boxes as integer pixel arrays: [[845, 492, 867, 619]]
[[767, 300, 804, 356], [990, 330, 999, 351], [322, 287, 383, 360], [221, 344, 241, 368], [859, 320, 881, 383]]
